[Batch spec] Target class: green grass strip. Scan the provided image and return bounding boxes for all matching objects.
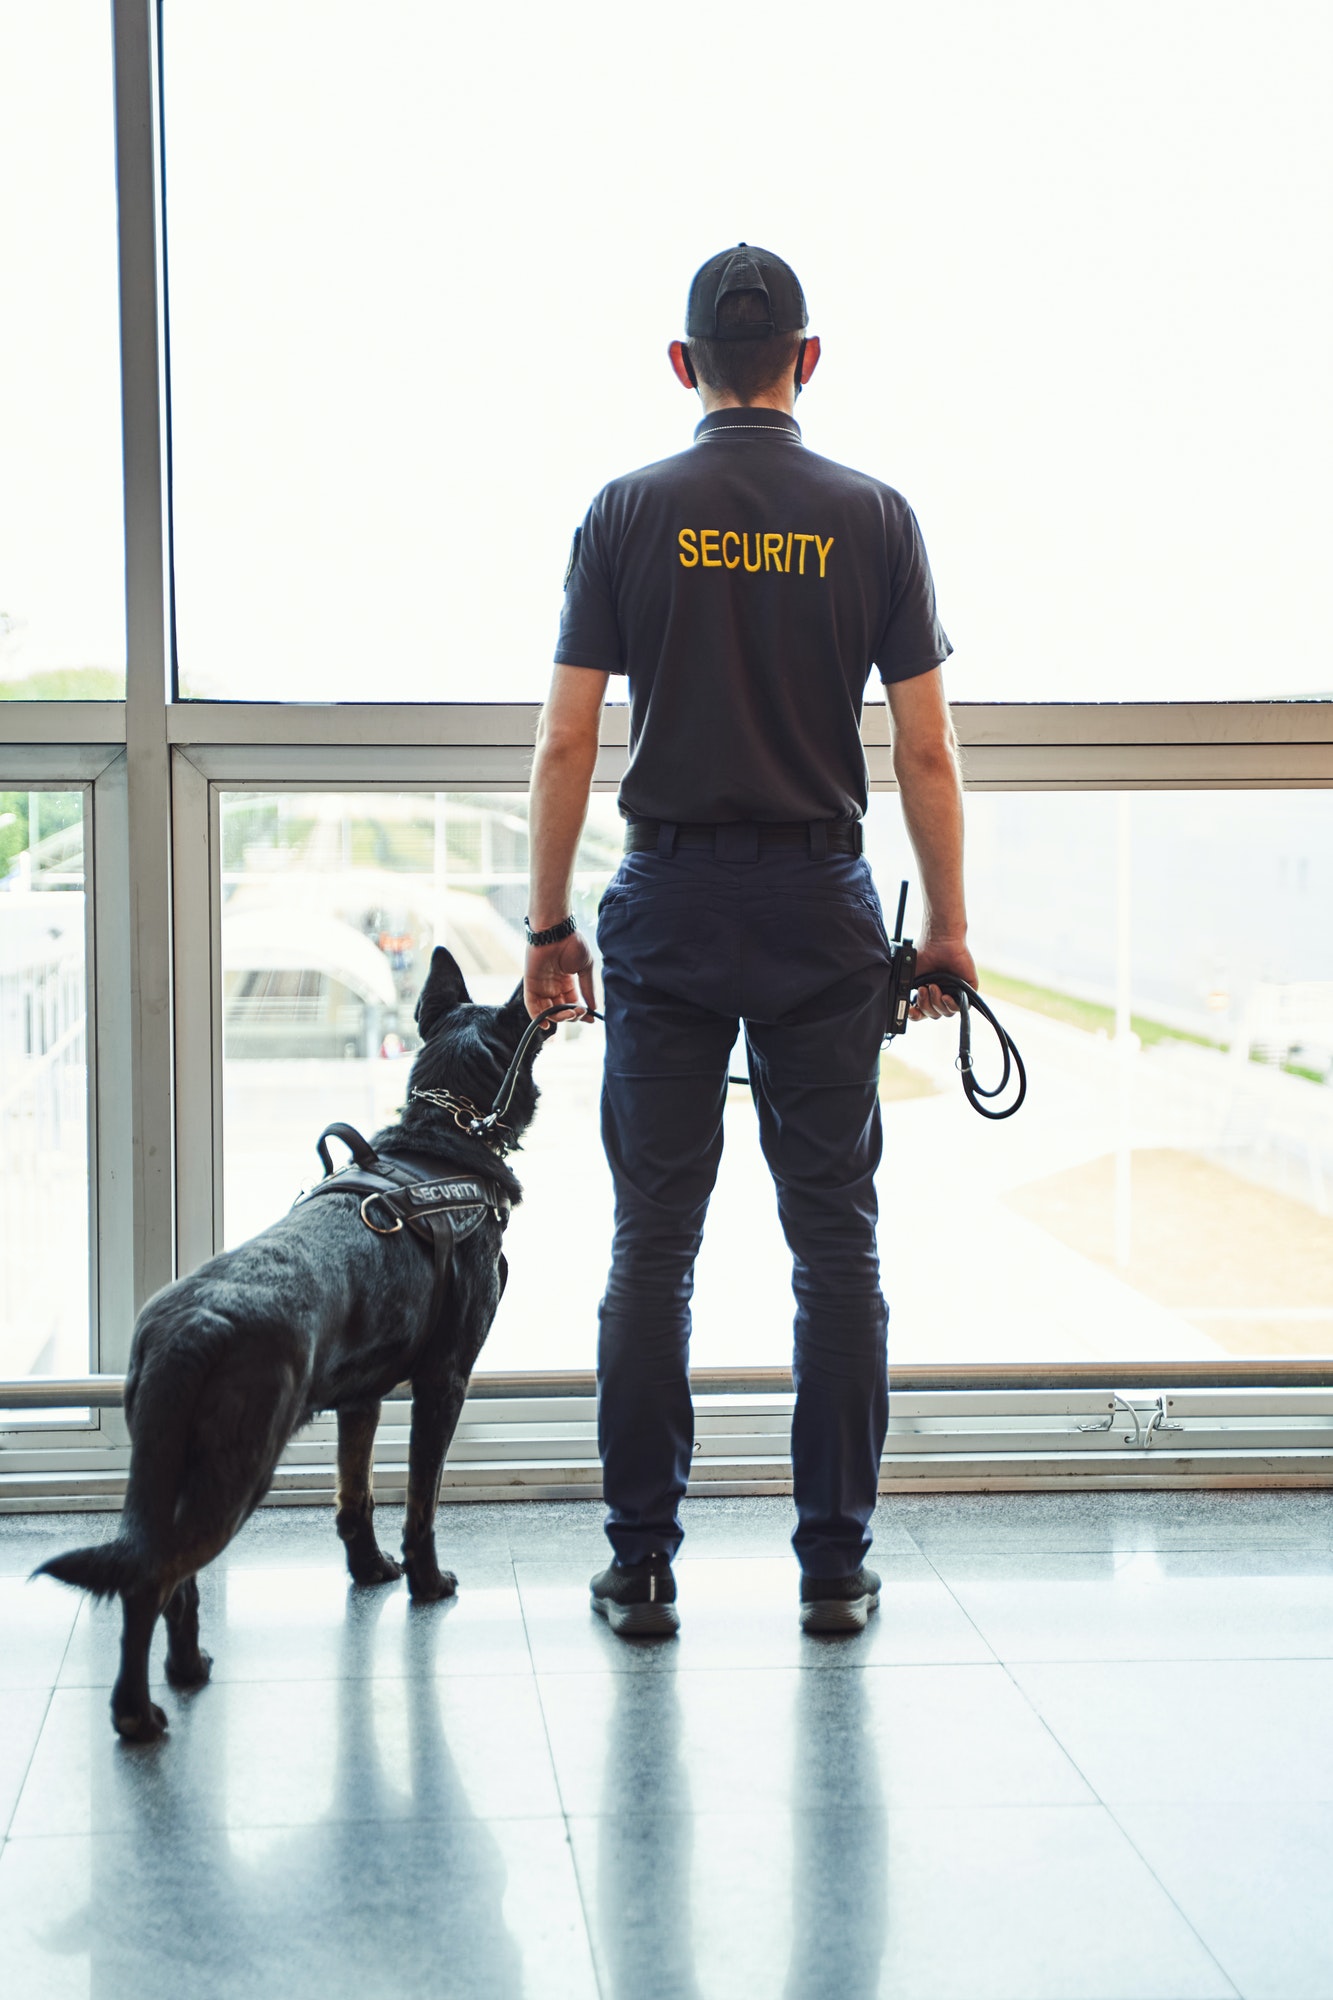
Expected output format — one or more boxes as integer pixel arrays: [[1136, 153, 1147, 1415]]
[[975, 967, 1225, 1052]]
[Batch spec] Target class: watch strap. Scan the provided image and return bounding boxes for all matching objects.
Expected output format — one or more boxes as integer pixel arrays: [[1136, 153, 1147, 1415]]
[[524, 913, 577, 948]]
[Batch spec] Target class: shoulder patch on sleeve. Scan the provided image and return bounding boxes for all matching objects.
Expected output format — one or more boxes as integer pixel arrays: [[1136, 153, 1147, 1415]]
[[563, 525, 582, 590]]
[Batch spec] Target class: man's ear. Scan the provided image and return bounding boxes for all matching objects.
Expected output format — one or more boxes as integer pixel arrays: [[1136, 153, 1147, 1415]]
[[415, 946, 470, 1041], [799, 334, 821, 388], [669, 339, 698, 390]]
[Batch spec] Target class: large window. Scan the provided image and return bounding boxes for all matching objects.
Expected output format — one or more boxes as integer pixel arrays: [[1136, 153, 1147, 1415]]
[[162, 1, 1333, 705], [0, 3, 125, 701], [3, 3, 1331, 1496]]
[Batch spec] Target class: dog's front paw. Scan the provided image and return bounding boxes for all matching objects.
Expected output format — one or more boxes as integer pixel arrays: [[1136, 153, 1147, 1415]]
[[346, 1545, 404, 1587], [405, 1564, 458, 1603], [113, 1701, 169, 1743]]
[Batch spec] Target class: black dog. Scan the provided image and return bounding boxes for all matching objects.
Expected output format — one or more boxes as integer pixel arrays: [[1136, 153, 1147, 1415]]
[[36, 949, 544, 1741]]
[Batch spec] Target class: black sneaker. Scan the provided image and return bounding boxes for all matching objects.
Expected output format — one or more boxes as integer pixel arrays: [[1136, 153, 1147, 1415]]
[[799, 1565, 882, 1634], [590, 1554, 680, 1637]]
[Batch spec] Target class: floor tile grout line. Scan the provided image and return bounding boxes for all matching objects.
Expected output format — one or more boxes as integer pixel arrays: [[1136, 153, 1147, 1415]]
[[1, 1682, 56, 1844], [9, 1799, 1333, 1846], [908, 1538, 1005, 1669], [1001, 1694, 1247, 1997], [3, 1581, 81, 1842], [1095, 1798, 1249, 2000], [966, 1601, 1250, 2000], [510, 1536, 607, 2000], [2, 1809, 584, 1845], [912, 1539, 1146, 1822]]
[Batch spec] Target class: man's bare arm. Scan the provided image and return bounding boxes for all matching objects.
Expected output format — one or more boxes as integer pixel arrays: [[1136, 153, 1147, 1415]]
[[885, 667, 976, 1020], [524, 663, 610, 1021]]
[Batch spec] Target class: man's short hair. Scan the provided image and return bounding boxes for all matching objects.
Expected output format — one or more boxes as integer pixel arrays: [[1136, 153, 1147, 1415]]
[[687, 292, 803, 404]]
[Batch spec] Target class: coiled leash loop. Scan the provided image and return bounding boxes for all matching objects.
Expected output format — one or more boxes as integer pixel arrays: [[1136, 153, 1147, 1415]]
[[906, 973, 1027, 1120], [880, 880, 1027, 1121]]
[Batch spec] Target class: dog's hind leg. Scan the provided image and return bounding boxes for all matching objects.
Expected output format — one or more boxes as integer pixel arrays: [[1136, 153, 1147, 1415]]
[[163, 1575, 213, 1689], [336, 1401, 403, 1585], [111, 1585, 170, 1742], [402, 1376, 467, 1602]]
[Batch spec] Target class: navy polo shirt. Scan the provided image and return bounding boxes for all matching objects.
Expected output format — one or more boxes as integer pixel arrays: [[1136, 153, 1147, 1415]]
[[554, 407, 952, 824]]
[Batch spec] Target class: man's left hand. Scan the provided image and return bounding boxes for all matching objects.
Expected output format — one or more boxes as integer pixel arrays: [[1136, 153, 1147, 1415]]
[[524, 928, 597, 1024], [911, 937, 977, 1021]]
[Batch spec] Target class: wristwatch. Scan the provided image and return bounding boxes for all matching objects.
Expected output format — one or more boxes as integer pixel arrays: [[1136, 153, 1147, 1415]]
[[524, 914, 577, 948]]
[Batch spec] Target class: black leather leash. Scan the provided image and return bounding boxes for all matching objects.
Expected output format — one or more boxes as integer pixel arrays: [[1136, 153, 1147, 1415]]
[[484, 1002, 599, 1132], [515, 981, 1025, 1118], [902, 975, 1027, 1120]]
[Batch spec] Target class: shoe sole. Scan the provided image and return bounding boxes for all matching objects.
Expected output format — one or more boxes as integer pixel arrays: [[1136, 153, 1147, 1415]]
[[591, 1595, 680, 1638], [799, 1591, 880, 1635]]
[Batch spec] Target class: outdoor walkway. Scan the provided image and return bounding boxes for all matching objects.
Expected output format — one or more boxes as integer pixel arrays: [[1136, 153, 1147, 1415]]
[[3, 1490, 1333, 1998]]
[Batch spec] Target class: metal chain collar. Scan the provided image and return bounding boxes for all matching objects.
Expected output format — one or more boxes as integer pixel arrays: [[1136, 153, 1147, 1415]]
[[408, 1087, 513, 1152]]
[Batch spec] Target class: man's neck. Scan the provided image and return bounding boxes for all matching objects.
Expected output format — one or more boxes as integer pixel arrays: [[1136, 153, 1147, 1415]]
[[697, 388, 797, 418]]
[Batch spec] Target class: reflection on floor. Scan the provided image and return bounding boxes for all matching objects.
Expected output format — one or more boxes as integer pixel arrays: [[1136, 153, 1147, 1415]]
[[4, 1491, 1333, 1998]]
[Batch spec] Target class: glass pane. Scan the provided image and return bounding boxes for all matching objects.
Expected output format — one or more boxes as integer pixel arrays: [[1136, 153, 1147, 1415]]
[[165, 2, 1331, 704], [220, 787, 1331, 1374], [903, 790, 1333, 1364], [0, 791, 92, 1381], [0, 4, 124, 699]]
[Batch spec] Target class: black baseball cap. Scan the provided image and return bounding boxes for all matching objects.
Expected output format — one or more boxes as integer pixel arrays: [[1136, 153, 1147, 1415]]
[[684, 243, 808, 341]]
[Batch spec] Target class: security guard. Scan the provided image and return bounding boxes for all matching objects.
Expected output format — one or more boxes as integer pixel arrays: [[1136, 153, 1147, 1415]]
[[524, 245, 974, 1635]]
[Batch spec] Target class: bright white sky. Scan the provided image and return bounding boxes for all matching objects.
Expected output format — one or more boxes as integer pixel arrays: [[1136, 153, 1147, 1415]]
[[2, 0, 1331, 702]]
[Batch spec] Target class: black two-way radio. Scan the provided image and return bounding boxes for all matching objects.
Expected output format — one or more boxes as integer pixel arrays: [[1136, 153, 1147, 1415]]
[[884, 879, 917, 1037]]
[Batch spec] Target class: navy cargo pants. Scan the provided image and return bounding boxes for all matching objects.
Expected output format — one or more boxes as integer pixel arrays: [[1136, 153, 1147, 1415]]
[[595, 825, 892, 1579]]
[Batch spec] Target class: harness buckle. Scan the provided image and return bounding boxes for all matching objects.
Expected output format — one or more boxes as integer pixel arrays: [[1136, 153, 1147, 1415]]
[[360, 1193, 404, 1235]]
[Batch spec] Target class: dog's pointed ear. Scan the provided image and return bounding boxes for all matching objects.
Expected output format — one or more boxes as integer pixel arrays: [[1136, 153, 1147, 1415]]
[[415, 947, 470, 1041], [499, 983, 530, 1034]]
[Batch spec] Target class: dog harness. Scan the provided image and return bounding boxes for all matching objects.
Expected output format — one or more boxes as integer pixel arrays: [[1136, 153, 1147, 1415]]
[[295, 1123, 513, 1336]]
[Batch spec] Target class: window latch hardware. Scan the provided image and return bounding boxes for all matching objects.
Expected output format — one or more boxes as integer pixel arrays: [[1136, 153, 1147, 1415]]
[[1078, 1392, 1184, 1449]]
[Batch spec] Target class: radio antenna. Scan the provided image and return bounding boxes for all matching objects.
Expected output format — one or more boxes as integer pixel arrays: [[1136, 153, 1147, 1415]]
[[893, 880, 909, 942]]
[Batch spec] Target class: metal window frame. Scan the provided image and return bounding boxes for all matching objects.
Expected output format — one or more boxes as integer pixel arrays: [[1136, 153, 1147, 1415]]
[[1, 0, 1331, 1500]]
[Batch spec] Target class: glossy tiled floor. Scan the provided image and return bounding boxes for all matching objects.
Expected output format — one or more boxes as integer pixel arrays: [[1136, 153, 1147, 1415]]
[[4, 1491, 1333, 1999]]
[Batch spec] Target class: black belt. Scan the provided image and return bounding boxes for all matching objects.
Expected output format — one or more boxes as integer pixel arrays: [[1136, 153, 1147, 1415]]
[[624, 818, 863, 858]]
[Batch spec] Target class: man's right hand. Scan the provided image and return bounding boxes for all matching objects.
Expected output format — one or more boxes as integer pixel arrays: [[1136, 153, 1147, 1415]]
[[524, 927, 598, 1025], [911, 937, 977, 1021]]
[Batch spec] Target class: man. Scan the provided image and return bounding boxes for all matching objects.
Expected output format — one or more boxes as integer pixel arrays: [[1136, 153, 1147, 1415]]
[[524, 244, 974, 1636]]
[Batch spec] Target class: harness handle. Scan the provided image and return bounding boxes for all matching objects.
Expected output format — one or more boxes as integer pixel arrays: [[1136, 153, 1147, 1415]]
[[316, 1122, 380, 1178]]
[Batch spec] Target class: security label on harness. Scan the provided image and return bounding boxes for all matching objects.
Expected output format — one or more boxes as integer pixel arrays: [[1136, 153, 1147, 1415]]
[[406, 1181, 485, 1207]]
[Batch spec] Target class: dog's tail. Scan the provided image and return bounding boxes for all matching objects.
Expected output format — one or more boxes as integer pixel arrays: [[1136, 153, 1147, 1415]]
[[33, 1537, 149, 1600], [33, 1393, 185, 1598], [33, 1309, 219, 1601], [34, 1425, 172, 1594]]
